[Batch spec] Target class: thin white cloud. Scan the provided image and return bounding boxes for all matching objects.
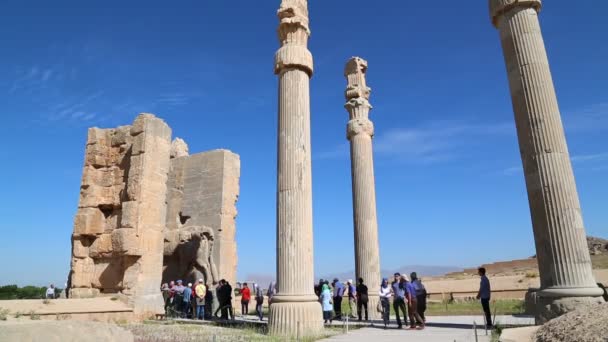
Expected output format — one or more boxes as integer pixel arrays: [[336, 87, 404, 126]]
[[502, 152, 608, 176], [571, 153, 608, 162], [502, 166, 523, 176], [319, 120, 514, 163], [375, 121, 513, 163], [564, 102, 608, 132]]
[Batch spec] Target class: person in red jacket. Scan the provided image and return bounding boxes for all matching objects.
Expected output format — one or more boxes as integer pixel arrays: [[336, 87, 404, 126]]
[[241, 283, 251, 316]]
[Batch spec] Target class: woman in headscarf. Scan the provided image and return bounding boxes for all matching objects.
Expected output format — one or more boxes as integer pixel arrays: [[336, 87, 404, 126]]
[[254, 283, 264, 321], [320, 283, 333, 324], [378, 278, 392, 328]]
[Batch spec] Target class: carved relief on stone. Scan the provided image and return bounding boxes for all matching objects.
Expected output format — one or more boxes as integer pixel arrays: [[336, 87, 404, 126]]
[[345, 57, 371, 101], [274, 0, 313, 75], [164, 226, 218, 286]]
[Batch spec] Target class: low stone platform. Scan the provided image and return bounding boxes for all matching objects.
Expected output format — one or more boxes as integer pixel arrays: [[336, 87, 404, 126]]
[[0, 298, 134, 322]]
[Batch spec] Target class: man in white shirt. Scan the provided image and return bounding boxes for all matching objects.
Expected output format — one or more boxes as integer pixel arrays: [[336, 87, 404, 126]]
[[45, 284, 55, 299]]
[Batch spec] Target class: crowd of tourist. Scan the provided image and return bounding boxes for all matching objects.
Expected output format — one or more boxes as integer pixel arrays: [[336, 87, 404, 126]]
[[316, 273, 427, 329], [161, 280, 267, 321], [159, 268, 493, 329]]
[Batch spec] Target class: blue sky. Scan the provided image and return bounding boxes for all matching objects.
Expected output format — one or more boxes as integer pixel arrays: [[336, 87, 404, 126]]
[[0, 1, 606, 287]]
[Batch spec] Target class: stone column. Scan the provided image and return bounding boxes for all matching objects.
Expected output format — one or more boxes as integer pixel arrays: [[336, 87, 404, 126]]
[[268, 0, 323, 337], [344, 57, 381, 320], [489, 0, 604, 323]]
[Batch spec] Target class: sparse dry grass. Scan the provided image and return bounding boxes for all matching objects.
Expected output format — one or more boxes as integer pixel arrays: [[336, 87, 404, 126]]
[[0, 308, 9, 320], [125, 322, 339, 342], [525, 271, 538, 278], [592, 255, 608, 269], [425, 299, 524, 316]]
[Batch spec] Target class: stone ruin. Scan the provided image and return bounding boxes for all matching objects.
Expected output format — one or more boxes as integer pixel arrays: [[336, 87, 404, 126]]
[[68, 113, 240, 316]]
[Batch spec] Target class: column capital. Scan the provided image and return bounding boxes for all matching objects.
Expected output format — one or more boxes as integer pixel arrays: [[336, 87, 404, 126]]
[[275, 0, 313, 76], [344, 57, 371, 101], [489, 0, 542, 27], [347, 118, 374, 140]]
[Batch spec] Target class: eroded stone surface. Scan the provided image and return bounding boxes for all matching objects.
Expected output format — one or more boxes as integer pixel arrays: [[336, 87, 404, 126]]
[[163, 150, 240, 287], [489, 0, 603, 322], [69, 113, 171, 317], [344, 57, 381, 320], [269, 0, 323, 337], [69, 113, 240, 318]]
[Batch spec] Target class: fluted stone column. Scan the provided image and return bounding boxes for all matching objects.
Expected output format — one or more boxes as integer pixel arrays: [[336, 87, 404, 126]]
[[268, 0, 323, 337], [489, 0, 604, 323], [344, 57, 381, 320]]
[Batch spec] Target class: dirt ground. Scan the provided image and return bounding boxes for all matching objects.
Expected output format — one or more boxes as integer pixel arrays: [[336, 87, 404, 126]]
[[422, 261, 608, 300]]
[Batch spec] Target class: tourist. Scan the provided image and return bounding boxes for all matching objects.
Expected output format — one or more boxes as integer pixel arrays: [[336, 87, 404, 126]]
[[392, 273, 408, 328], [161, 283, 170, 314], [332, 278, 345, 320], [214, 280, 226, 319], [215, 279, 234, 320], [410, 272, 427, 323], [241, 282, 251, 316], [190, 282, 197, 318], [476, 267, 492, 328], [46, 284, 55, 299], [267, 282, 276, 306], [224, 280, 234, 320], [379, 278, 392, 328], [404, 275, 424, 330], [320, 283, 333, 324], [346, 279, 357, 319], [195, 279, 206, 320], [254, 283, 264, 321], [315, 279, 325, 298], [355, 277, 369, 321], [183, 283, 193, 318], [174, 280, 185, 316], [204, 285, 214, 320]]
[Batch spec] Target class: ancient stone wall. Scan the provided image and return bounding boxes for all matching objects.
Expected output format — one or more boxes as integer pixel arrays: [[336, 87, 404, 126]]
[[69, 114, 171, 317], [163, 149, 240, 287], [69, 113, 239, 315]]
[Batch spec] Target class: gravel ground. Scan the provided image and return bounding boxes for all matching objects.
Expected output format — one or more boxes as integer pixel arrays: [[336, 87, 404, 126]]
[[535, 303, 608, 342]]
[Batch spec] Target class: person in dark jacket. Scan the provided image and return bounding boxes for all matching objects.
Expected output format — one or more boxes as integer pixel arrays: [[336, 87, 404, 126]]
[[332, 278, 345, 320], [410, 272, 427, 323], [220, 280, 234, 320], [213, 280, 226, 319], [476, 267, 492, 328], [355, 278, 369, 321]]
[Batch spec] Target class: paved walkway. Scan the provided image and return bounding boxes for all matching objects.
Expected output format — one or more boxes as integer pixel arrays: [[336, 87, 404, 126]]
[[321, 315, 534, 342]]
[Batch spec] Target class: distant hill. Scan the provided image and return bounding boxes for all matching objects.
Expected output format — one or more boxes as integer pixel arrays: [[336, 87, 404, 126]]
[[243, 236, 607, 285], [321, 265, 462, 282]]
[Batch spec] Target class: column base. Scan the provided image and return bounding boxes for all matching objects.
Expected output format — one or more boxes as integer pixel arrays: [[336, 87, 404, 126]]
[[268, 295, 323, 338], [535, 287, 605, 324]]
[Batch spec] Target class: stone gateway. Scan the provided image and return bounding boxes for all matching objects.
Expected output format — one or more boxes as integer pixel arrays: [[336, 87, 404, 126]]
[[68, 114, 240, 317]]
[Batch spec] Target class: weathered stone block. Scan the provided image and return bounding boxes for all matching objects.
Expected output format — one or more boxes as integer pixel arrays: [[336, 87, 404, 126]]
[[120, 201, 138, 228], [69, 288, 100, 298], [87, 127, 108, 146], [70, 257, 95, 287], [79, 184, 121, 208], [73, 208, 105, 236], [111, 126, 132, 147], [89, 234, 113, 258], [111, 228, 141, 256], [72, 237, 90, 259]]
